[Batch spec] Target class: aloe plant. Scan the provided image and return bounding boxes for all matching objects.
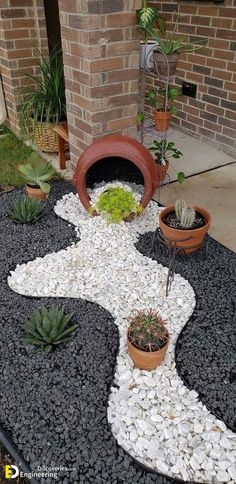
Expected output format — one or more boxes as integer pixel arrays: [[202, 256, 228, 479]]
[[8, 196, 45, 224], [146, 28, 207, 55], [19, 152, 56, 193], [23, 306, 77, 353]]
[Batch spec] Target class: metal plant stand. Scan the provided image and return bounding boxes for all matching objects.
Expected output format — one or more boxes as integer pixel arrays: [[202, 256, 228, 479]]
[[151, 227, 209, 296]]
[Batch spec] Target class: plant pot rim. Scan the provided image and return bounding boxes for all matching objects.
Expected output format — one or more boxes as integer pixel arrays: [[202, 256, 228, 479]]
[[26, 183, 41, 190], [156, 159, 169, 166], [160, 205, 211, 233], [127, 328, 169, 354]]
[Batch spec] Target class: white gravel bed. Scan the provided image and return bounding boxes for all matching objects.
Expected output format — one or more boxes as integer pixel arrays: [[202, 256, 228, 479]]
[[8, 183, 236, 483]]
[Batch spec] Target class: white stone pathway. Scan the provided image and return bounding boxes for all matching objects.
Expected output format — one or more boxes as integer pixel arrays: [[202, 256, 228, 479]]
[[8, 184, 236, 483]]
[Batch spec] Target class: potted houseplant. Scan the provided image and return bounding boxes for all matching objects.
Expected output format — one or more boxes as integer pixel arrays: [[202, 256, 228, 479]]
[[136, 0, 166, 70], [149, 139, 184, 184], [146, 26, 207, 76], [136, 111, 145, 131], [19, 152, 56, 200], [147, 86, 180, 132], [159, 199, 211, 254], [127, 309, 169, 370], [20, 46, 66, 153]]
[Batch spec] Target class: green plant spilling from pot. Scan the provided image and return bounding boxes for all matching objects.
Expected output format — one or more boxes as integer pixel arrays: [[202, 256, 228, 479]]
[[23, 306, 77, 353], [144, 23, 207, 76], [19, 152, 56, 200], [20, 46, 66, 153], [159, 199, 211, 254], [147, 86, 181, 132], [149, 139, 185, 184], [127, 309, 169, 370], [90, 186, 143, 224]]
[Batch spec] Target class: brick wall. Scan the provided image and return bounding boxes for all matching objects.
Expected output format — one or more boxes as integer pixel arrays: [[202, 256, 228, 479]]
[[147, 0, 236, 156], [58, 0, 140, 168], [0, 0, 47, 133]]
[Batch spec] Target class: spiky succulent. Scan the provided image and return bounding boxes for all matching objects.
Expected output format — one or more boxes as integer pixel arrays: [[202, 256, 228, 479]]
[[181, 207, 195, 228], [175, 199, 195, 228], [8, 196, 45, 224], [18, 152, 56, 194], [175, 199, 187, 221], [23, 306, 77, 353], [128, 309, 168, 352]]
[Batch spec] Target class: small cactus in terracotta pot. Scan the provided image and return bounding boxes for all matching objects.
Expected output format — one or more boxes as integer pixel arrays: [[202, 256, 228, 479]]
[[127, 309, 169, 370]]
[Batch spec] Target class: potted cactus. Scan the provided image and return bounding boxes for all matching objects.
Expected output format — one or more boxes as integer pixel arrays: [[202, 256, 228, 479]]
[[159, 200, 211, 254], [149, 139, 184, 183], [19, 152, 56, 200], [147, 86, 180, 132], [127, 309, 169, 370]]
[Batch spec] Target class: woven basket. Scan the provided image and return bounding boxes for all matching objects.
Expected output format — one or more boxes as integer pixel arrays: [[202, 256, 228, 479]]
[[34, 121, 66, 153]]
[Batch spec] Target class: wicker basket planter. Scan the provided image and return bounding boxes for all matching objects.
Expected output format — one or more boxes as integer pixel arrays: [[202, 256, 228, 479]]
[[34, 121, 67, 153]]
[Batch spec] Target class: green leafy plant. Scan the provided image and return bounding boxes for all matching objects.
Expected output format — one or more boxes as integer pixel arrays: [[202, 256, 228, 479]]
[[92, 187, 143, 224], [175, 199, 195, 228], [23, 306, 77, 353], [8, 196, 46, 224], [136, 0, 166, 42], [20, 46, 66, 139], [147, 86, 180, 114], [128, 309, 168, 352], [144, 23, 207, 55], [19, 152, 56, 193], [149, 139, 185, 184], [136, 111, 145, 126]]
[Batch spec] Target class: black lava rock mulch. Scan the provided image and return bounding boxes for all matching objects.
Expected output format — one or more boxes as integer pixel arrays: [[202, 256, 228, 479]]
[[136, 231, 236, 432], [0, 182, 184, 484]]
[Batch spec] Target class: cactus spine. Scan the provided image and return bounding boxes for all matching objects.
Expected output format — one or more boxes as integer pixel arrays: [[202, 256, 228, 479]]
[[180, 207, 195, 228], [175, 199, 186, 221]]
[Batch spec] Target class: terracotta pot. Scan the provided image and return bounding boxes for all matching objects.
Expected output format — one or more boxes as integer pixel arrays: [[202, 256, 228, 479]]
[[159, 205, 211, 254], [154, 111, 172, 132], [73, 135, 159, 215], [153, 52, 179, 77], [156, 161, 169, 182], [127, 331, 169, 371], [25, 184, 48, 200]]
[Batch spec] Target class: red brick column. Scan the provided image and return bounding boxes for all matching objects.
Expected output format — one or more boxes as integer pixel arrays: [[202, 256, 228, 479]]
[[0, 0, 47, 133], [58, 0, 141, 168]]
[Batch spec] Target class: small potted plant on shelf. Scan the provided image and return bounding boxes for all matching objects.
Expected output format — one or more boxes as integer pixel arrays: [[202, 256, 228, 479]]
[[149, 139, 184, 184], [147, 86, 180, 132], [136, 111, 145, 131], [127, 309, 169, 370], [20, 46, 66, 153], [145, 24, 207, 76], [136, 0, 166, 70], [159, 199, 211, 254], [90, 186, 143, 223], [19, 152, 56, 200]]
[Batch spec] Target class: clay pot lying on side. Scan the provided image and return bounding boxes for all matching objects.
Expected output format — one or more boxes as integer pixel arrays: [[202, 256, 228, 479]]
[[127, 330, 169, 371], [154, 110, 172, 132], [26, 184, 48, 201], [159, 205, 211, 254]]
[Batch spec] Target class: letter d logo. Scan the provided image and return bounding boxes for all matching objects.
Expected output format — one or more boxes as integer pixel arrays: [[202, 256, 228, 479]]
[[5, 465, 19, 479]]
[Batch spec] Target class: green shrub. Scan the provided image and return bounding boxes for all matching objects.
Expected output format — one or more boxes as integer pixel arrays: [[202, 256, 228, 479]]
[[8, 196, 45, 224], [92, 186, 143, 223], [23, 306, 77, 353]]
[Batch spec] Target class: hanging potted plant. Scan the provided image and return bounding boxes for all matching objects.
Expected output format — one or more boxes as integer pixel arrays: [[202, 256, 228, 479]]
[[159, 199, 211, 254], [136, 0, 166, 70], [127, 309, 169, 370], [20, 46, 66, 153], [145, 24, 207, 77], [18, 152, 56, 200], [147, 86, 180, 132], [149, 139, 185, 184]]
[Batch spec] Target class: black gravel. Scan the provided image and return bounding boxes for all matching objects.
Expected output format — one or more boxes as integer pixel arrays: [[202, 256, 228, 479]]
[[0, 182, 189, 484], [137, 230, 236, 431]]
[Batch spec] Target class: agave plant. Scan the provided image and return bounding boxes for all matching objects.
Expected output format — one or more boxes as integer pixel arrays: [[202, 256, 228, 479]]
[[23, 306, 77, 353], [19, 152, 56, 193], [20, 46, 66, 139], [8, 196, 45, 224], [128, 309, 168, 352], [146, 27, 207, 55], [136, 0, 166, 40]]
